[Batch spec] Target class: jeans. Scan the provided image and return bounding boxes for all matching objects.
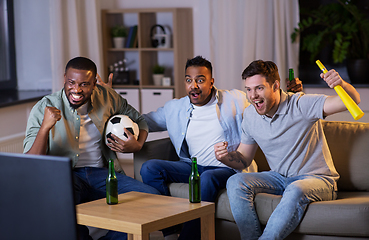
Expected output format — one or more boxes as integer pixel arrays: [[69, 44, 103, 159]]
[[227, 171, 336, 240], [73, 167, 160, 240], [140, 159, 236, 240]]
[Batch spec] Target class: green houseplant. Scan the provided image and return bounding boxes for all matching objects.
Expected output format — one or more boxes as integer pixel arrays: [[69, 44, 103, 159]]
[[111, 25, 128, 38], [111, 25, 128, 48], [152, 64, 165, 74], [291, 0, 369, 83], [152, 64, 165, 86]]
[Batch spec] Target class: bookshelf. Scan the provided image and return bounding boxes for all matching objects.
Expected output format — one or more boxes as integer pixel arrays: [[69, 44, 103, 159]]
[[101, 8, 194, 105]]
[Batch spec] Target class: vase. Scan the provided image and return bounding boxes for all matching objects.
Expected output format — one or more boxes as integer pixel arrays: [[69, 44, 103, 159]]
[[346, 59, 369, 84], [113, 37, 125, 48], [152, 74, 164, 86]]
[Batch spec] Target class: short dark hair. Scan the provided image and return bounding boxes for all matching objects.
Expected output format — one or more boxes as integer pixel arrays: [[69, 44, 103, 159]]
[[185, 56, 212, 76], [65, 57, 97, 78], [242, 60, 280, 85]]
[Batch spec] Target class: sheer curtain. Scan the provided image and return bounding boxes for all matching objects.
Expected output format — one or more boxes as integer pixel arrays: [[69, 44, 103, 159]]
[[49, 0, 103, 93], [209, 0, 299, 90]]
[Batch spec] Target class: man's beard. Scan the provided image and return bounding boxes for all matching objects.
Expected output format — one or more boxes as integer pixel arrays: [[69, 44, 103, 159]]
[[69, 102, 84, 109]]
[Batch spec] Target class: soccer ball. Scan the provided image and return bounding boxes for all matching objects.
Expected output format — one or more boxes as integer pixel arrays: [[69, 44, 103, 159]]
[[105, 115, 139, 145]]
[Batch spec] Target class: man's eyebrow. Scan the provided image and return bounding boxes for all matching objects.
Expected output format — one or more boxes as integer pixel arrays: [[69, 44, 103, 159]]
[[185, 74, 206, 78], [245, 84, 264, 89]]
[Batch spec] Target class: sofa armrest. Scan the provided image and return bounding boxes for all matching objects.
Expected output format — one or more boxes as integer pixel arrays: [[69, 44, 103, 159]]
[[134, 138, 179, 181]]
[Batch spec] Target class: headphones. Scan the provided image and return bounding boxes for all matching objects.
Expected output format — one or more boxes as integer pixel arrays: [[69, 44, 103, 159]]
[[150, 24, 166, 48]]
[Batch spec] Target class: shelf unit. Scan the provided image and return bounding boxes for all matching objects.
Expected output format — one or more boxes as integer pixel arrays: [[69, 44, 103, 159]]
[[101, 8, 194, 101]]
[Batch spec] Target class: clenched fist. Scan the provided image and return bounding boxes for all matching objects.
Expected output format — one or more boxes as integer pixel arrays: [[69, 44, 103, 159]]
[[41, 106, 61, 130]]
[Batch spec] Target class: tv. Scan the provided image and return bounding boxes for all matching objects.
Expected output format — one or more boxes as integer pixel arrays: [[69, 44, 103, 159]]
[[0, 152, 78, 240]]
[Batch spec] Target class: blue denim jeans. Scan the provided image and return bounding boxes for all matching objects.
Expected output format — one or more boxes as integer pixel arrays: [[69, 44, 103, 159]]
[[73, 167, 160, 240], [140, 159, 236, 240], [226, 171, 336, 240]]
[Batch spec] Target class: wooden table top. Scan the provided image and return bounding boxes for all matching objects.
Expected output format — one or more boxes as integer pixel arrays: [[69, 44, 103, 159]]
[[76, 191, 215, 235]]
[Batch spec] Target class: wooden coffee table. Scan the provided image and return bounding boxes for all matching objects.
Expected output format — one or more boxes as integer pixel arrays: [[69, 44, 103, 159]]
[[76, 191, 215, 240]]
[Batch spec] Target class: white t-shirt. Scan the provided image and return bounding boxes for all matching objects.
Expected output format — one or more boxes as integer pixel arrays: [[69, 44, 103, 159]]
[[185, 95, 229, 167], [75, 103, 104, 168]]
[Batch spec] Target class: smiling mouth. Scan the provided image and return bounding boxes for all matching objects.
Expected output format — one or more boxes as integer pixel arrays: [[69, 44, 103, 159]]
[[70, 93, 83, 102]]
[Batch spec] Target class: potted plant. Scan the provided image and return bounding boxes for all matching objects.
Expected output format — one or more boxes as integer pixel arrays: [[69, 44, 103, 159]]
[[111, 25, 128, 48], [152, 64, 165, 86], [291, 0, 369, 84]]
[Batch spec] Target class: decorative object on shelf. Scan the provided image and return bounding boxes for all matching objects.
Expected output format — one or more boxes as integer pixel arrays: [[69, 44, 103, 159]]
[[291, 0, 369, 84], [150, 24, 171, 48], [152, 64, 165, 86], [162, 77, 171, 86], [111, 25, 128, 48], [111, 59, 130, 85]]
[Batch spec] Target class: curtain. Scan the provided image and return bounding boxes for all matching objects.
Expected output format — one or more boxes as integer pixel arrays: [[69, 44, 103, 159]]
[[49, 0, 103, 93], [209, 0, 300, 91]]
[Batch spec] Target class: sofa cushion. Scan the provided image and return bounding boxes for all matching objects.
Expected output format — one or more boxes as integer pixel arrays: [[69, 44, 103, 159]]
[[255, 192, 369, 237], [168, 183, 236, 222], [321, 121, 369, 191]]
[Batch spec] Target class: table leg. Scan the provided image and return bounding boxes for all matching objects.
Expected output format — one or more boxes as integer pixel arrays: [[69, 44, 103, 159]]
[[201, 213, 215, 240], [127, 233, 133, 240], [127, 233, 149, 240]]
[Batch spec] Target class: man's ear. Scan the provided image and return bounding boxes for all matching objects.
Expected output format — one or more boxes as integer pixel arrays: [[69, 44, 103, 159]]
[[272, 81, 280, 91]]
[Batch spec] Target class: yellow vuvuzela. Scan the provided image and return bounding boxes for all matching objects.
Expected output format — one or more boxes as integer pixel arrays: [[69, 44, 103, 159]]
[[316, 60, 364, 120]]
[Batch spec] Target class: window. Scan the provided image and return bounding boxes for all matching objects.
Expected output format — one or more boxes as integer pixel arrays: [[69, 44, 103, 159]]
[[0, 0, 16, 90]]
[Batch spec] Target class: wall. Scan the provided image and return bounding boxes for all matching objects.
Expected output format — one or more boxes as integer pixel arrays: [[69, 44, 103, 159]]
[[0, 102, 36, 153]]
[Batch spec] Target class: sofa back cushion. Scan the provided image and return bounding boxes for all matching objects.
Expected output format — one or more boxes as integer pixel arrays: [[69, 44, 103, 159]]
[[134, 138, 179, 182], [254, 120, 369, 192], [322, 120, 369, 191]]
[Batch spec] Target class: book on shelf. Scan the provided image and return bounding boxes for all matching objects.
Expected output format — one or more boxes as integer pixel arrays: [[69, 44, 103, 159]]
[[129, 25, 138, 48], [125, 26, 134, 48], [124, 25, 138, 48], [133, 29, 138, 48]]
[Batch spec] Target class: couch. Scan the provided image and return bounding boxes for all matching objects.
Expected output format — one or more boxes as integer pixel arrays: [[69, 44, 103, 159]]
[[134, 120, 369, 240]]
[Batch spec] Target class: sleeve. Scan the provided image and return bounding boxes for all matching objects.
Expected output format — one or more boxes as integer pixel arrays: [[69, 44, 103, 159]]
[[23, 100, 47, 153], [143, 106, 168, 132], [295, 93, 327, 121], [240, 109, 257, 145]]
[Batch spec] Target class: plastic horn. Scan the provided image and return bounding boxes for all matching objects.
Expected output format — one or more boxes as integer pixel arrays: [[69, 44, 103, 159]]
[[316, 60, 364, 120]]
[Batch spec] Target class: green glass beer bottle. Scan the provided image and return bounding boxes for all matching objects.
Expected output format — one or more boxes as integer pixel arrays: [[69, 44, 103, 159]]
[[189, 157, 201, 203], [106, 159, 118, 205], [289, 68, 294, 81]]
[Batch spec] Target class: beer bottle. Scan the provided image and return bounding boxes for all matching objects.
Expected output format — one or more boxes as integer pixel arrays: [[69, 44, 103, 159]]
[[106, 159, 118, 205], [289, 68, 294, 82], [189, 157, 201, 203]]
